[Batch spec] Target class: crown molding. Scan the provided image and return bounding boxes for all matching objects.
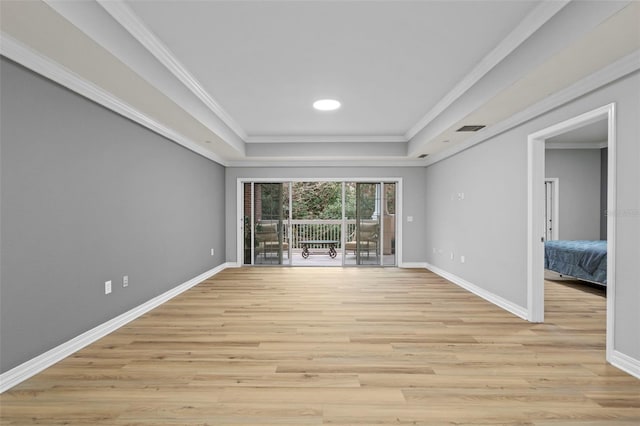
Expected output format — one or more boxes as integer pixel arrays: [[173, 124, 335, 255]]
[[546, 141, 608, 150], [0, 32, 423, 167], [96, 0, 247, 143], [405, 1, 570, 141], [245, 135, 408, 144], [59, 0, 569, 153], [93, 0, 411, 148], [43, 0, 245, 156], [225, 158, 428, 168], [424, 49, 640, 167], [0, 32, 229, 167]]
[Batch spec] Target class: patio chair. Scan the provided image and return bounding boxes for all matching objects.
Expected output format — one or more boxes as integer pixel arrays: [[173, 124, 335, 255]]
[[345, 221, 378, 258], [255, 222, 288, 258]]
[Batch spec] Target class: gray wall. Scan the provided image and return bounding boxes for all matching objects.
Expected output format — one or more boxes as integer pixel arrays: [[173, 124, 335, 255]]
[[425, 70, 640, 362], [0, 58, 226, 373], [545, 149, 601, 240], [225, 167, 427, 265]]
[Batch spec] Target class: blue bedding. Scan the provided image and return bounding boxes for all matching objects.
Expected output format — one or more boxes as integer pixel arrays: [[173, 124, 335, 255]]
[[544, 240, 607, 285]]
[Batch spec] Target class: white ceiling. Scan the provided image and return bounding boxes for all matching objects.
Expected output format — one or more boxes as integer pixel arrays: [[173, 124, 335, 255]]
[[126, 0, 537, 138], [1, 0, 639, 166]]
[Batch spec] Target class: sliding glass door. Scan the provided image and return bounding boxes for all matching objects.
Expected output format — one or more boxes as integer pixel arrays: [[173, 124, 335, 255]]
[[242, 180, 397, 266], [382, 182, 397, 266], [244, 182, 290, 265], [344, 183, 381, 265]]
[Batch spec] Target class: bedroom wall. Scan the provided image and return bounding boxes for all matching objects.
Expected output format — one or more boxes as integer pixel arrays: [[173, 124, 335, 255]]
[[224, 167, 427, 265], [0, 57, 227, 373], [545, 149, 601, 240], [424, 70, 640, 365]]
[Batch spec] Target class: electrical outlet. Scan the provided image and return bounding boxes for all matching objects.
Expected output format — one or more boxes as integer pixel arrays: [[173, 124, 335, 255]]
[[407, 216, 414, 222], [450, 252, 454, 260], [211, 248, 215, 256], [123, 275, 129, 287], [460, 255, 465, 264], [105, 280, 112, 295]]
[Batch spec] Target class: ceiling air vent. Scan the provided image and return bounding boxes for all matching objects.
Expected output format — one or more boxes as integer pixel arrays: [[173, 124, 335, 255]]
[[418, 154, 428, 159], [456, 125, 485, 132]]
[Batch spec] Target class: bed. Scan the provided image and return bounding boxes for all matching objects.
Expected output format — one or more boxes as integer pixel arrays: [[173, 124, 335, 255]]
[[544, 240, 607, 286]]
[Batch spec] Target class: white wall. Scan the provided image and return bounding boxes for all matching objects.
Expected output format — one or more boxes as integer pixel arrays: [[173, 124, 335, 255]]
[[545, 149, 602, 240], [425, 70, 640, 364], [225, 167, 427, 266]]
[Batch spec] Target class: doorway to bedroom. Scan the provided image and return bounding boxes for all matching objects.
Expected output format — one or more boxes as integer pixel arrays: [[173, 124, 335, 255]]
[[527, 103, 615, 362], [239, 179, 399, 267]]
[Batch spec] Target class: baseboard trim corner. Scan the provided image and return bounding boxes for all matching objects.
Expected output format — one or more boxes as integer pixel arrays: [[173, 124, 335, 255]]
[[0, 262, 229, 393], [610, 350, 640, 379], [425, 262, 528, 320]]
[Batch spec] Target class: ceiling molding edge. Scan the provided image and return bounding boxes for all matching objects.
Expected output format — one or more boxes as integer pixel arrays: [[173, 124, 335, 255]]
[[405, 0, 570, 141], [96, 0, 248, 142], [546, 141, 608, 150], [0, 32, 229, 167], [225, 159, 428, 168], [423, 49, 640, 167], [43, 0, 244, 156], [83, 1, 413, 148], [245, 135, 408, 144]]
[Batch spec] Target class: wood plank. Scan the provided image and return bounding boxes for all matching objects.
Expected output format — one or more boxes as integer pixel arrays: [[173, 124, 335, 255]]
[[1, 268, 638, 425]]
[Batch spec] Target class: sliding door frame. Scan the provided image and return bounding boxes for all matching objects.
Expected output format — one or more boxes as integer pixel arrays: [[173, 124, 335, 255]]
[[236, 177, 403, 267]]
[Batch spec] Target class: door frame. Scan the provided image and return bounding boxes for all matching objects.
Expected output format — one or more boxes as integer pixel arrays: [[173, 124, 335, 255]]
[[236, 177, 403, 267], [527, 103, 616, 361]]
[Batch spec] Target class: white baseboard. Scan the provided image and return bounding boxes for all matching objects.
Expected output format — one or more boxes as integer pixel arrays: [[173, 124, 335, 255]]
[[424, 265, 640, 380], [0, 262, 231, 393], [4, 262, 634, 392], [610, 350, 640, 379], [425, 262, 528, 320], [399, 262, 428, 269]]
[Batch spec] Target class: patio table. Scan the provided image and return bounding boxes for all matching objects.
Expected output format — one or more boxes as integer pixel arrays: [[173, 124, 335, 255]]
[[300, 240, 338, 259]]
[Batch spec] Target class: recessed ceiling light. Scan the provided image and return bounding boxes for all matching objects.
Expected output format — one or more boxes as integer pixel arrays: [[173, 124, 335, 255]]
[[313, 99, 341, 111]]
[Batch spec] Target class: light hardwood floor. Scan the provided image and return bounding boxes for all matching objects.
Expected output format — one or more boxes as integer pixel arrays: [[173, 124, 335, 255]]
[[1, 268, 638, 425]]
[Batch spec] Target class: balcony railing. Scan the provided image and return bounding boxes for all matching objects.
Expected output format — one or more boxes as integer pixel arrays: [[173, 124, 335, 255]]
[[289, 219, 351, 249], [255, 219, 362, 250]]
